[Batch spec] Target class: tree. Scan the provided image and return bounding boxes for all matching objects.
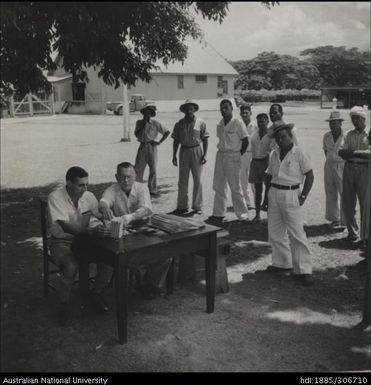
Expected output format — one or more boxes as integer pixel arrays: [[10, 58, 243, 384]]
[[231, 51, 320, 90], [0, 2, 278, 95], [300, 46, 371, 87]]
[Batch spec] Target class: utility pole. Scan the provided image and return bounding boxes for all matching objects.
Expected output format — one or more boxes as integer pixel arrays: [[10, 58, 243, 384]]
[[120, 83, 131, 142]]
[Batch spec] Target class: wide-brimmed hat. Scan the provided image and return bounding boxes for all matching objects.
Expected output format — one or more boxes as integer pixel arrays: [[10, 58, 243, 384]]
[[326, 111, 344, 121], [179, 99, 199, 113], [349, 106, 367, 120], [270, 121, 295, 138], [140, 102, 157, 117]]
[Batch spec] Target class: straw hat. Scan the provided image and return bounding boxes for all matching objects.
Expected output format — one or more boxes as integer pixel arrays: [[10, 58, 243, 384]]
[[140, 102, 157, 117], [179, 99, 199, 113], [270, 121, 295, 138], [325, 111, 344, 121]]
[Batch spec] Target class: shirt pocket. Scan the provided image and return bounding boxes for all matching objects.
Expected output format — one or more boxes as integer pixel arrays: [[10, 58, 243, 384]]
[[192, 128, 201, 141]]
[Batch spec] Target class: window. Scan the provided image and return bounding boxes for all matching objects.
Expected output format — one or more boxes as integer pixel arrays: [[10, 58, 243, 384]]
[[195, 75, 207, 83], [177, 75, 184, 89], [222, 80, 228, 94], [217, 76, 223, 89]]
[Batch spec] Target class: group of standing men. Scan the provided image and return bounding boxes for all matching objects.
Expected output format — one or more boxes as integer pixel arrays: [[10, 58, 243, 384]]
[[323, 107, 370, 244], [134, 99, 315, 287], [47, 97, 370, 326]]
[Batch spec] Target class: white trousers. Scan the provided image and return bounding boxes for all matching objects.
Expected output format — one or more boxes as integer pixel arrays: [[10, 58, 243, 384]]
[[212, 151, 248, 218], [324, 160, 345, 225], [241, 151, 254, 207], [268, 187, 312, 274]]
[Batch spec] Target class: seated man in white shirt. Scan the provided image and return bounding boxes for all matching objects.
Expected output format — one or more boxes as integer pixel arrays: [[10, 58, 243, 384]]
[[48, 166, 112, 326], [99, 162, 172, 299]]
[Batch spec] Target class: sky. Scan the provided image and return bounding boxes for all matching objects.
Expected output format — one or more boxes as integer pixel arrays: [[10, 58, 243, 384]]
[[195, 1, 371, 61]]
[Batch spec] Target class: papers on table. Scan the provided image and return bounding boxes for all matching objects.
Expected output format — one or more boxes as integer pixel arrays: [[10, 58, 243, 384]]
[[150, 213, 205, 234]]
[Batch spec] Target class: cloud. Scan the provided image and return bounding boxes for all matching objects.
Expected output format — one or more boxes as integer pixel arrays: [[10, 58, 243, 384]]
[[196, 2, 370, 60]]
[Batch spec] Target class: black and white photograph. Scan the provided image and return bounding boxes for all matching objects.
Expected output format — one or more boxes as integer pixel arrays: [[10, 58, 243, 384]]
[[1, 1, 370, 375]]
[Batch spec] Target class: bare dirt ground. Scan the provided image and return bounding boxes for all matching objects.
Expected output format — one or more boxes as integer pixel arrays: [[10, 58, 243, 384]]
[[1, 104, 370, 372]]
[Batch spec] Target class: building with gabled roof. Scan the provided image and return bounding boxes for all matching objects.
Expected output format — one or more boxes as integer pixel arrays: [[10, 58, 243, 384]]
[[50, 39, 238, 113]]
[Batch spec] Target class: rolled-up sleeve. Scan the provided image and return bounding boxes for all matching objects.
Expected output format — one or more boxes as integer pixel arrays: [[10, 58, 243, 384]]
[[132, 184, 152, 220], [200, 121, 209, 139], [48, 194, 68, 224], [171, 122, 180, 141], [237, 120, 248, 139], [299, 150, 312, 174], [100, 186, 115, 209]]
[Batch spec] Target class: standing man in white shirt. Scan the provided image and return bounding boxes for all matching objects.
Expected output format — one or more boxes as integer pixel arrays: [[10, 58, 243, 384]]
[[338, 106, 370, 243], [48, 166, 112, 326], [134, 103, 170, 196], [239, 104, 256, 209], [265, 123, 314, 286], [209, 99, 250, 222], [99, 162, 172, 299], [322, 111, 346, 229]]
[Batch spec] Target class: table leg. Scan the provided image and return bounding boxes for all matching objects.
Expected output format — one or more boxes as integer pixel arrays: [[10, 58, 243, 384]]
[[115, 256, 128, 344], [205, 232, 217, 313], [166, 258, 175, 295]]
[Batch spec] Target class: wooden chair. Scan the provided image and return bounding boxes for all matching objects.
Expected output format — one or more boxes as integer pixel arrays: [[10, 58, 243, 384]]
[[40, 196, 60, 297], [40, 196, 140, 296]]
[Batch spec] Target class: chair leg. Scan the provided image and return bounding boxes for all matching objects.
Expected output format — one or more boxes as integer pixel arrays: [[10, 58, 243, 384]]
[[44, 256, 49, 297]]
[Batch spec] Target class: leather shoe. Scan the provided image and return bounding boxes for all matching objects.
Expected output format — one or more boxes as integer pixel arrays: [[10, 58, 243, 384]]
[[172, 209, 188, 215], [266, 265, 292, 274], [90, 293, 109, 314], [294, 274, 314, 286]]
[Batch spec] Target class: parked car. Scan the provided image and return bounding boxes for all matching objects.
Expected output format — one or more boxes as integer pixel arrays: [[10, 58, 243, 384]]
[[106, 94, 154, 115]]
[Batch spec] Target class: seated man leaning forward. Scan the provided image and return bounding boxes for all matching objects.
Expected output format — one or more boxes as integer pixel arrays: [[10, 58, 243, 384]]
[[48, 166, 112, 326], [99, 162, 172, 299]]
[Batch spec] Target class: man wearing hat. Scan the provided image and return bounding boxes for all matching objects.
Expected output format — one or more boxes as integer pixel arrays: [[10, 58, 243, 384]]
[[134, 102, 170, 196], [338, 106, 370, 243], [265, 122, 314, 286], [322, 111, 346, 229], [268, 103, 299, 148], [171, 100, 209, 214]]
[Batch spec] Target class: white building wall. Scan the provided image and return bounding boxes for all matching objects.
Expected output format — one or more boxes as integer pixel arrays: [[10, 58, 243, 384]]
[[104, 74, 235, 102], [52, 65, 236, 111]]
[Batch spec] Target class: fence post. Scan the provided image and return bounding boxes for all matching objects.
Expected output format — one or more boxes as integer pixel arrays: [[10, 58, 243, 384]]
[[50, 87, 55, 115], [101, 84, 106, 115], [9, 96, 15, 117], [28, 93, 34, 116]]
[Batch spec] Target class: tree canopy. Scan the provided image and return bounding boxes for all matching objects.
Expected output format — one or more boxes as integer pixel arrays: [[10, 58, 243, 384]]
[[300, 45, 371, 87], [231, 52, 321, 90], [0, 2, 278, 95], [232, 46, 370, 91]]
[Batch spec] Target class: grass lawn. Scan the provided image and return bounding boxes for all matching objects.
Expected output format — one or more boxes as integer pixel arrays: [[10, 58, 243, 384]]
[[1, 104, 370, 372]]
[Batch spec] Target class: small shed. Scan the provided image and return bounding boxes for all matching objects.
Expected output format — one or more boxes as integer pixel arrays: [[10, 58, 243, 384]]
[[320, 86, 371, 109]]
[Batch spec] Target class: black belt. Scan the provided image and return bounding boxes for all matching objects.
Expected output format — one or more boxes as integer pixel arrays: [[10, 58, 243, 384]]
[[252, 157, 268, 161], [271, 183, 300, 190], [346, 160, 368, 165], [181, 144, 200, 149]]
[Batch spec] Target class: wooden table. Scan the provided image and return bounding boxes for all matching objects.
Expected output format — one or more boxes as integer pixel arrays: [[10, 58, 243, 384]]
[[73, 224, 220, 344]]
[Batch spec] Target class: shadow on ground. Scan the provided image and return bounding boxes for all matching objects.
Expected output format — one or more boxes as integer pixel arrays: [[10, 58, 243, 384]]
[[1, 183, 370, 372]]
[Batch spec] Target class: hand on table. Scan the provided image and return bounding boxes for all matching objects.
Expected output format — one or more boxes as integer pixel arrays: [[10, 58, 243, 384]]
[[101, 207, 114, 220]]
